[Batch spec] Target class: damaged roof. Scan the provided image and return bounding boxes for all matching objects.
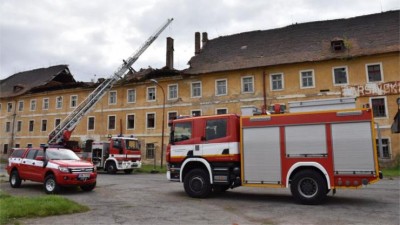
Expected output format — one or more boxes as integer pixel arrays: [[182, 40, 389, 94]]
[[185, 10, 400, 74], [0, 65, 76, 98]]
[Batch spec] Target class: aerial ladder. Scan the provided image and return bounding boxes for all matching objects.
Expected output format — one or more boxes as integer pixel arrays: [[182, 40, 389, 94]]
[[48, 18, 174, 145]]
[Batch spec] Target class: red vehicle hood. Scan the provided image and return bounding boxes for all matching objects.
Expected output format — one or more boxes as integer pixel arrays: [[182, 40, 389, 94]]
[[51, 160, 93, 167]]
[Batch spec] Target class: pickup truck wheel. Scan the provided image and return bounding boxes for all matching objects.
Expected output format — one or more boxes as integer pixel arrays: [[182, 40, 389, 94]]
[[44, 174, 60, 194], [290, 170, 327, 205], [106, 162, 117, 174], [80, 182, 96, 192], [10, 170, 22, 188], [184, 169, 211, 198]]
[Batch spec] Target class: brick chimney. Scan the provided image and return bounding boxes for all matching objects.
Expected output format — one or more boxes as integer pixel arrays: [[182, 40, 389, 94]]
[[202, 32, 208, 47], [195, 32, 201, 55], [166, 37, 174, 69]]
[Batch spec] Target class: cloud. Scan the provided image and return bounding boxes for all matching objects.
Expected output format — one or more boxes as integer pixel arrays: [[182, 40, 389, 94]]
[[1, 0, 399, 81]]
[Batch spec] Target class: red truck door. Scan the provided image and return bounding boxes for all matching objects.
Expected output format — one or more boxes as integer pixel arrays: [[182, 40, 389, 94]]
[[19, 149, 45, 182]]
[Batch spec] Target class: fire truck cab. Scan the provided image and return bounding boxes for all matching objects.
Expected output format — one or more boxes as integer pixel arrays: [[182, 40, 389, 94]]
[[166, 109, 381, 204], [84, 136, 142, 174]]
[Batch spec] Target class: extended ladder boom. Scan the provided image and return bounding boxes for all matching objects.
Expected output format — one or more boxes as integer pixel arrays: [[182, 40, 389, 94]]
[[48, 18, 173, 145]]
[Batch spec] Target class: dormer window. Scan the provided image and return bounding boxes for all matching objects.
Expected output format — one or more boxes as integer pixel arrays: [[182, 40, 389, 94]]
[[13, 85, 23, 93], [331, 39, 345, 52]]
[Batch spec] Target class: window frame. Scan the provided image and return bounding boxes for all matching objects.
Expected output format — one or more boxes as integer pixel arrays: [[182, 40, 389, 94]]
[[191, 81, 202, 98], [146, 112, 156, 129], [29, 120, 34, 132], [191, 109, 202, 117], [126, 114, 135, 130], [216, 108, 228, 115], [56, 96, 63, 109], [54, 118, 61, 128], [7, 102, 13, 113], [30, 99, 37, 111], [107, 115, 116, 130], [299, 69, 315, 89], [370, 96, 388, 119], [70, 95, 78, 108], [332, 66, 349, 86], [43, 98, 49, 110], [18, 101, 24, 112], [5, 121, 11, 132], [376, 137, 391, 159], [88, 116, 95, 131], [215, 79, 228, 96], [241, 76, 254, 93], [17, 121, 22, 132], [146, 143, 155, 159], [168, 111, 178, 123], [109, 91, 117, 105], [168, 84, 178, 100], [127, 89, 136, 103], [41, 119, 47, 132], [147, 86, 156, 102], [366, 62, 384, 83], [270, 73, 284, 91]]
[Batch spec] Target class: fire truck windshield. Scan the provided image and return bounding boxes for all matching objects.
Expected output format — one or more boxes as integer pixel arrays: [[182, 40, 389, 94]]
[[173, 122, 192, 143], [125, 140, 139, 150]]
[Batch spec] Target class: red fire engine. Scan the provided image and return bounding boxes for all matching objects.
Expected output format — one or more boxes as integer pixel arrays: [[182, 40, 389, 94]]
[[166, 108, 382, 204]]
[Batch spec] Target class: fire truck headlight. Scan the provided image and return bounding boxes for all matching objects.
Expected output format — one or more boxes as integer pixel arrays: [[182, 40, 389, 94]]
[[58, 167, 69, 173]]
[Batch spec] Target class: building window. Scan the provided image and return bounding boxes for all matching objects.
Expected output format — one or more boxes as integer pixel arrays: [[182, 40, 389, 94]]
[[127, 114, 135, 129], [43, 98, 49, 110], [191, 82, 202, 98], [5, 122, 11, 132], [300, 70, 315, 88], [270, 73, 284, 91], [191, 110, 201, 117], [7, 102, 13, 112], [127, 89, 136, 103], [56, 96, 63, 109], [216, 108, 227, 115], [168, 84, 178, 100], [168, 112, 178, 122], [146, 143, 155, 159], [17, 121, 22, 132], [18, 101, 24, 111], [55, 119, 61, 128], [146, 113, 155, 129], [109, 91, 117, 105], [333, 66, 348, 85], [371, 97, 387, 118], [70, 95, 78, 108], [41, 120, 47, 131], [376, 138, 391, 159], [366, 63, 383, 82], [88, 117, 95, 130], [242, 76, 254, 93], [147, 87, 156, 101], [3, 144, 8, 154], [216, 79, 227, 96], [30, 100, 36, 111], [29, 120, 34, 132], [15, 144, 20, 148], [108, 115, 116, 130]]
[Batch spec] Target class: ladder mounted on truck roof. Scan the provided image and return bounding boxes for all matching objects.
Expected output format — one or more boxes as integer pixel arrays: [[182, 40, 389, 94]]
[[48, 18, 174, 145]]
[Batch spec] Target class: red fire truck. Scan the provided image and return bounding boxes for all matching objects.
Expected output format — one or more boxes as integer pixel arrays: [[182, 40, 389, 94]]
[[166, 108, 382, 204]]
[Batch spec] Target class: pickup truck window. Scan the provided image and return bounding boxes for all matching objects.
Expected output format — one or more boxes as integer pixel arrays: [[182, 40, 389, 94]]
[[10, 149, 24, 158], [46, 149, 80, 160], [26, 150, 38, 159]]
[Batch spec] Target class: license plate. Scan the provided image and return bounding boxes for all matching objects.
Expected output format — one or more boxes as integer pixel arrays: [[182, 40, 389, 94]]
[[78, 174, 90, 179]]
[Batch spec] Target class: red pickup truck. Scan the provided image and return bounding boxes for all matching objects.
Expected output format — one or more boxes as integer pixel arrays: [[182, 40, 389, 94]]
[[7, 147, 97, 194]]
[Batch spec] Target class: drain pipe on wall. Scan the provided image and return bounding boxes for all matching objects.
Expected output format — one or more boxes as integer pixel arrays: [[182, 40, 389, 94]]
[[262, 70, 267, 114]]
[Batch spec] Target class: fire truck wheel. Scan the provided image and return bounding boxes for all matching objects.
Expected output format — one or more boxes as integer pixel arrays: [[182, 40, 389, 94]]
[[290, 169, 327, 205], [106, 162, 117, 174], [124, 169, 133, 174], [81, 182, 96, 192], [44, 174, 60, 194], [10, 170, 22, 188], [184, 169, 212, 198]]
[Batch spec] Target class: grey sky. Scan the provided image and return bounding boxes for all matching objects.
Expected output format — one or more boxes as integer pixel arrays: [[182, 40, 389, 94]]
[[1, 0, 399, 82]]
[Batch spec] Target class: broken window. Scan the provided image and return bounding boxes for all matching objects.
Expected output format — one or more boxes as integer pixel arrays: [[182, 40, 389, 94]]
[[147, 87, 156, 101], [7, 102, 13, 112], [331, 40, 345, 51], [333, 67, 348, 85]]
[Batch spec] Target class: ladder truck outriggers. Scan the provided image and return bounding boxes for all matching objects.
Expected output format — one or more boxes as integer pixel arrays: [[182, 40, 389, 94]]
[[166, 106, 382, 204], [48, 18, 173, 174]]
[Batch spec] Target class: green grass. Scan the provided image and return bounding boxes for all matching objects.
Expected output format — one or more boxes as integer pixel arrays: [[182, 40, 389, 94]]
[[0, 191, 89, 225], [136, 164, 167, 173], [381, 165, 400, 178]]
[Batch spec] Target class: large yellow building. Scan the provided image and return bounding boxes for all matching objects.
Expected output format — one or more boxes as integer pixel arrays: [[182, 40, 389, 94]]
[[1, 11, 399, 166]]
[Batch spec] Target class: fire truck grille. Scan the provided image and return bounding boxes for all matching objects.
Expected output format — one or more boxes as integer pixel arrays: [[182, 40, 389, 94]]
[[69, 167, 94, 173]]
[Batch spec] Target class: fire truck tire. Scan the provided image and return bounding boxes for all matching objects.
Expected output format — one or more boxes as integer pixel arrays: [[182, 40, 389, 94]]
[[44, 174, 60, 194], [106, 162, 117, 174], [184, 169, 212, 198], [290, 169, 327, 205], [80, 182, 96, 192], [10, 170, 22, 188]]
